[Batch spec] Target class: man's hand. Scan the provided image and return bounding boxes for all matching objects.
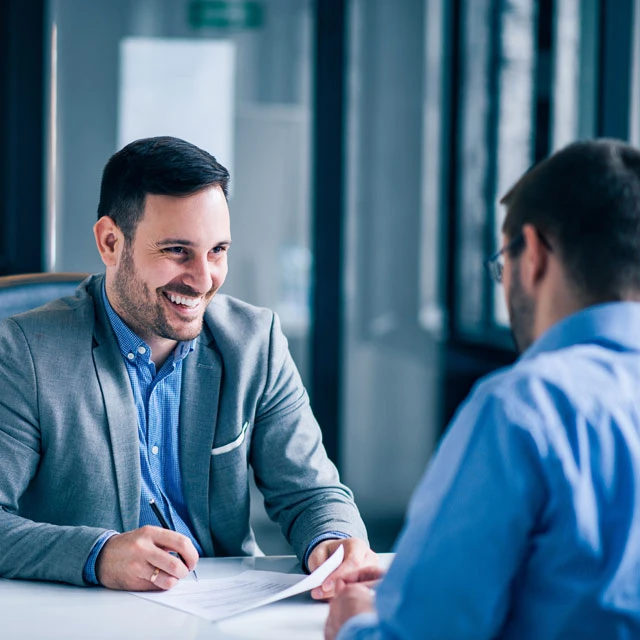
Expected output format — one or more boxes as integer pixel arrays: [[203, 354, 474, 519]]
[[325, 583, 376, 640], [95, 525, 199, 591], [332, 565, 386, 591], [308, 538, 377, 599]]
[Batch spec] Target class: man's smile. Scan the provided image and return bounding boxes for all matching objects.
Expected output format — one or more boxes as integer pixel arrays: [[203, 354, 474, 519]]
[[162, 291, 205, 315]]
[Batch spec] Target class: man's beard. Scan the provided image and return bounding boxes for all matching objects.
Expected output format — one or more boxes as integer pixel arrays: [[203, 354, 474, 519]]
[[507, 261, 535, 354], [111, 245, 208, 344]]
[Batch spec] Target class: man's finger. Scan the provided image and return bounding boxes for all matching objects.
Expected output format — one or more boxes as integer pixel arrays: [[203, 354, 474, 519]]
[[321, 552, 376, 593], [146, 546, 190, 579], [334, 576, 381, 594], [339, 565, 386, 585], [145, 527, 199, 566], [145, 564, 180, 591], [310, 540, 377, 599]]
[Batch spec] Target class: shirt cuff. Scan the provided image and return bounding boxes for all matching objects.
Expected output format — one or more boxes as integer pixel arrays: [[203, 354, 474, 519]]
[[337, 612, 382, 640], [303, 531, 351, 573], [83, 531, 119, 586]]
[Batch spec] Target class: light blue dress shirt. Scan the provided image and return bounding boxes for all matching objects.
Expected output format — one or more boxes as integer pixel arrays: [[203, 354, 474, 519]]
[[340, 302, 640, 639]]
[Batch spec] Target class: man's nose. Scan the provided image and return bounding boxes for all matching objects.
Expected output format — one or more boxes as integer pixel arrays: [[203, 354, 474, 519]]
[[185, 255, 214, 293]]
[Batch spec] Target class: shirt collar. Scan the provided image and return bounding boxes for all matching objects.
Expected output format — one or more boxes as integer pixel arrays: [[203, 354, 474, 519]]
[[101, 282, 195, 365], [520, 301, 640, 362]]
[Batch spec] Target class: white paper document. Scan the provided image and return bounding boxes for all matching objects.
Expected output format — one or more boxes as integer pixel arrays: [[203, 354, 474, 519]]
[[131, 545, 344, 622]]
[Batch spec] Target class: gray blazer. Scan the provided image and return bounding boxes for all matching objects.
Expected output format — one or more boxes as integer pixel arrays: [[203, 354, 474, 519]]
[[0, 275, 366, 585]]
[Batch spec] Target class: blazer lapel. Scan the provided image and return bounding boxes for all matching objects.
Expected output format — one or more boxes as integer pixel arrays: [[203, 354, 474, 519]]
[[179, 327, 222, 557], [90, 278, 141, 532]]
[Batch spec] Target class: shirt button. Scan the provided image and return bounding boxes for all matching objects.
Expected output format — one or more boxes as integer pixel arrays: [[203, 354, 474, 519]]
[[151, 445, 159, 455], [137, 346, 146, 355], [127, 352, 135, 361]]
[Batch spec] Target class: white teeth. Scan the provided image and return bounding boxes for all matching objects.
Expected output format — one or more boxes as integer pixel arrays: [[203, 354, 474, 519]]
[[167, 293, 199, 308]]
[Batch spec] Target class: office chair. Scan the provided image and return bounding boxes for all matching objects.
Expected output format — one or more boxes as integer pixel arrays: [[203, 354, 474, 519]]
[[0, 272, 89, 321]]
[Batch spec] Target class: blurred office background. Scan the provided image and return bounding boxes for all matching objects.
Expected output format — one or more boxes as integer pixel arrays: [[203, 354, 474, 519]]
[[1, 0, 640, 553]]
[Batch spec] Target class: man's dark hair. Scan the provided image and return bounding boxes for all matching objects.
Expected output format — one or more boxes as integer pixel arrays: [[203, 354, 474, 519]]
[[97, 136, 230, 240], [501, 138, 640, 303]]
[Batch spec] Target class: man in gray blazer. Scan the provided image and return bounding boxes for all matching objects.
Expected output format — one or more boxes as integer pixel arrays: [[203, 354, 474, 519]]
[[0, 136, 372, 591]]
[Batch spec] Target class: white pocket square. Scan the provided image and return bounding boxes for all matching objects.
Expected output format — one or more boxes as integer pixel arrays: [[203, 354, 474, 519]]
[[211, 421, 250, 456]]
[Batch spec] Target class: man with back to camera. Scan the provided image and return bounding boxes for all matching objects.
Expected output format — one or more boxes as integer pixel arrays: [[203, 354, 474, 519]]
[[324, 139, 640, 639], [0, 136, 375, 591]]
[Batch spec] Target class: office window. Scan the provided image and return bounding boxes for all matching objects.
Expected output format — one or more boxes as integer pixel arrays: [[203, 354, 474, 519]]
[[456, 0, 536, 336], [550, 0, 599, 150], [456, 0, 601, 336]]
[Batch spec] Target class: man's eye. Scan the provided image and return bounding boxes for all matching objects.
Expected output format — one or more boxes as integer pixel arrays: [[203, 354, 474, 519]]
[[211, 246, 228, 255], [165, 247, 185, 255]]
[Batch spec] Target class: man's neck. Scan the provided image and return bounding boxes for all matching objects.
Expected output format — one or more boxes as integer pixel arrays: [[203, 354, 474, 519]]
[[533, 274, 583, 342], [146, 338, 177, 369]]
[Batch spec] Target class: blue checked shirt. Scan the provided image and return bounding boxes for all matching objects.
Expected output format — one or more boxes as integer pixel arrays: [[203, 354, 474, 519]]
[[83, 287, 344, 584], [83, 286, 202, 583]]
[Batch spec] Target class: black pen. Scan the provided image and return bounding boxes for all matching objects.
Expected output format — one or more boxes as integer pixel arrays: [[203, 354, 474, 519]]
[[149, 498, 198, 581]]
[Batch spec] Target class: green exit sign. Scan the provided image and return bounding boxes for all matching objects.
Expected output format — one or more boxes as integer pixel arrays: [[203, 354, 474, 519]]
[[189, 1, 264, 29]]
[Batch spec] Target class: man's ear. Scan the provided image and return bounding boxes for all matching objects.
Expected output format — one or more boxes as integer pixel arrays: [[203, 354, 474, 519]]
[[519, 223, 550, 293], [94, 216, 124, 267]]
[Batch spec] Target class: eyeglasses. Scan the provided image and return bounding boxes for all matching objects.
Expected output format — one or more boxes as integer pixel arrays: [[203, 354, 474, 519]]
[[484, 231, 551, 284]]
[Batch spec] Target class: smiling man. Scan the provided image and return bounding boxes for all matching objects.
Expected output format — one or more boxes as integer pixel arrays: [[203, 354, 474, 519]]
[[326, 139, 640, 639], [0, 136, 372, 591]]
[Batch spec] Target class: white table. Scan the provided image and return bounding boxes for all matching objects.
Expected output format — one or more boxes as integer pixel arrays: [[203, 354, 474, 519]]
[[1, 554, 392, 640]]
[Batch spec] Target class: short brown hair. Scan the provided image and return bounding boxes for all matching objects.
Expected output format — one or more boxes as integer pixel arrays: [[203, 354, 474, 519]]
[[501, 139, 640, 303], [97, 136, 230, 241]]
